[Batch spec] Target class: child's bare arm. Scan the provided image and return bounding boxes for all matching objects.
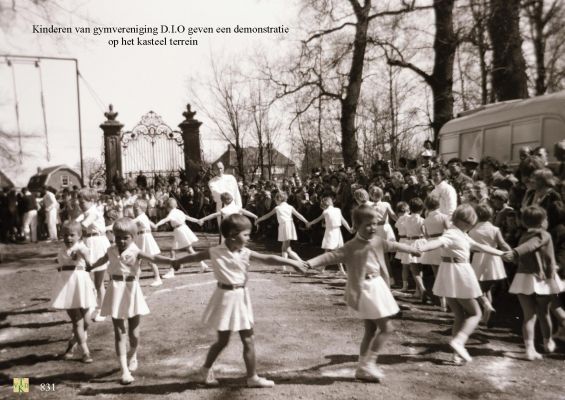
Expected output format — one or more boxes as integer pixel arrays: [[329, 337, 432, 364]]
[[416, 240, 443, 252], [241, 209, 258, 219], [155, 216, 171, 227], [184, 213, 200, 224], [291, 208, 309, 225], [306, 249, 345, 270], [87, 254, 109, 272], [249, 251, 307, 273], [309, 215, 324, 226], [139, 252, 174, 264], [256, 209, 275, 223], [386, 240, 422, 256], [173, 249, 211, 270], [200, 211, 221, 223], [470, 242, 505, 256], [341, 217, 352, 233]]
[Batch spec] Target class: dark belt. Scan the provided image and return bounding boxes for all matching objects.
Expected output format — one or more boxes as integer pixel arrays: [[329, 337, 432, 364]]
[[84, 232, 102, 238], [428, 233, 442, 238], [137, 229, 151, 234], [218, 282, 245, 290], [441, 256, 467, 264], [111, 275, 137, 282], [398, 235, 407, 239], [407, 236, 423, 240], [58, 265, 77, 272], [365, 273, 379, 280], [377, 220, 386, 226]]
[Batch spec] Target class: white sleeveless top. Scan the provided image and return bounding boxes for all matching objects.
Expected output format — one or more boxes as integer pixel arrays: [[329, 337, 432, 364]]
[[209, 244, 250, 286], [323, 206, 343, 229], [275, 202, 294, 224], [107, 243, 142, 277], [57, 242, 88, 269]]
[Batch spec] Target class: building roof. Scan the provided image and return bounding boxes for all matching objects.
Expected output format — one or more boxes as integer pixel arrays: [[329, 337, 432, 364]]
[[27, 164, 81, 190], [213, 146, 295, 168]]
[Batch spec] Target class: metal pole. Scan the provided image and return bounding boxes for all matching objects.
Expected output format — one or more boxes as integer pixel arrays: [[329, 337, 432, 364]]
[[75, 59, 85, 185], [0, 54, 85, 185]]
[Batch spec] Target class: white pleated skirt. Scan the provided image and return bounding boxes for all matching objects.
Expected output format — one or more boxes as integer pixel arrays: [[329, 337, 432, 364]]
[[51, 270, 97, 309], [322, 227, 343, 249], [433, 262, 483, 299], [376, 224, 396, 242], [402, 238, 425, 264], [100, 280, 150, 319], [84, 235, 111, 272], [355, 276, 400, 320], [278, 220, 297, 242], [136, 233, 161, 256], [509, 273, 564, 295], [471, 253, 506, 281], [419, 240, 442, 265], [173, 225, 198, 249], [202, 287, 254, 331]]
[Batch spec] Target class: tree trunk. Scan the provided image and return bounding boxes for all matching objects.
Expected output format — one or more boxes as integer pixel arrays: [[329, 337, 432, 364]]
[[430, 0, 456, 148], [488, 0, 529, 100], [340, 0, 370, 167]]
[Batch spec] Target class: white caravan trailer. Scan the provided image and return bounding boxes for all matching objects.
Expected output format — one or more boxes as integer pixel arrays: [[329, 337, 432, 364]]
[[439, 91, 565, 165]]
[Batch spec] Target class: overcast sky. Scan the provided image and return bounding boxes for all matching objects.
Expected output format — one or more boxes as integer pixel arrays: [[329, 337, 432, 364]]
[[0, 0, 300, 186]]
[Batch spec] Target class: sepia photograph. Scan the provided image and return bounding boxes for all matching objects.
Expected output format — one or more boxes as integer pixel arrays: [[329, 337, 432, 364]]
[[1, 0, 564, 398]]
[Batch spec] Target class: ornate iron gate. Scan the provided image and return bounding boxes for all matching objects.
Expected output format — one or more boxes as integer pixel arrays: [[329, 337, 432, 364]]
[[121, 111, 185, 185]]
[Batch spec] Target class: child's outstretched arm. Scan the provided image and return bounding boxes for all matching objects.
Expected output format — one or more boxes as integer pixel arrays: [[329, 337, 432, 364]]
[[139, 252, 174, 265], [241, 209, 258, 220], [309, 214, 324, 228], [305, 248, 346, 271], [386, 203, 398, 222], [86, 254, 109, 272], [470, 241, 504, 257], [249, 251, 307, 273], [199, 211, 221, 224], [291, 208, 309, 225], [384, 240, 422, 256], [184, 213, 200, 224], [495, 229, 512, 252], [341, 217, 353, 233], [256, 208, 276, 223], [503, 234, 549, 263], [173, 249, 211, 270], [416, 240, 443, 252], [155, 215, 171, 228]]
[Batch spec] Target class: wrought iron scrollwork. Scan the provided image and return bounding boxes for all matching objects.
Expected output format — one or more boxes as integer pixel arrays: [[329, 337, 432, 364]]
[[121, 111, 184, 148]]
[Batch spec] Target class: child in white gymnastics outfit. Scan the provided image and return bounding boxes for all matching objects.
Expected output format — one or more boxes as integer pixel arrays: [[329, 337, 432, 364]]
[[172, 214, 306, 388]]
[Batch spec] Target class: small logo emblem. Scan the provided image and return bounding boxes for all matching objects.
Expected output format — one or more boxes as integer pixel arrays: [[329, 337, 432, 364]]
[[13, 378, 29, 393]]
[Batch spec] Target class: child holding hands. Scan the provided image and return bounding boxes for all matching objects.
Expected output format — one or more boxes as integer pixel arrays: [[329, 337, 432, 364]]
[[198, 192, 258, 235], [307, 195, 352, 274], [89, 218, 174, 385], [504, 206, 564, 360], [172, 214, 306, 388], [51, 221, 97, 363], [133, 199, 162, 287], [305, 205, 421, 382]]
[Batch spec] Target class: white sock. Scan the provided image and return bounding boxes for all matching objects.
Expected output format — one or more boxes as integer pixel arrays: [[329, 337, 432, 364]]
[[119, 355, 129, 374]]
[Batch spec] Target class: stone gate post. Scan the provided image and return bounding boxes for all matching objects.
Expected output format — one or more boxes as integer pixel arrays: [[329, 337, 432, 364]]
[[100, 104, 124, 191], [178, 104, 203, 184]]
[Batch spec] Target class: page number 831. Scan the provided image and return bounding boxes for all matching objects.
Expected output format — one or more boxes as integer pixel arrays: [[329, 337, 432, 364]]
[[40, 383, 56, 391]]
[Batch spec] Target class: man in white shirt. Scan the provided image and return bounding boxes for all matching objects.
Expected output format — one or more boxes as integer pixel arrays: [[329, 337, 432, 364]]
[[208, 162, 242, 211], [430, 168, 457, 217], [42, 186, 59, 241]]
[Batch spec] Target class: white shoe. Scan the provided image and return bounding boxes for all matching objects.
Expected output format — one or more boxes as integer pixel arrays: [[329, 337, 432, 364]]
[[544, 338, 556, 353], [162, 270, 175, 279], [128, 356, 138, 372], [150, 279, 163, 287], [93, 315, 106, 322], [247, 375, 275, 388], [449, 340, 472, 363], [196, 367, 219, 386], [120, 371, 135, 385], [526, 347, 543, 361], [354, 364, 384, 382], [200, 261, 211, 273]]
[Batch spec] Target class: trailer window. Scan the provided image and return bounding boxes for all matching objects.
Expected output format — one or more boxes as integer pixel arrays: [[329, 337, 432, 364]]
[[511, 119, 541, 161], [484, 125, 511, 162], [543, 117, 565, 161], [460, 131, 482, 161]]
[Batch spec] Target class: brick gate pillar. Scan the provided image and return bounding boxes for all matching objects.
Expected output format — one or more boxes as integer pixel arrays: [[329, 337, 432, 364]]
[[100, 104, 124, 191], [178, 104, 203, 184]]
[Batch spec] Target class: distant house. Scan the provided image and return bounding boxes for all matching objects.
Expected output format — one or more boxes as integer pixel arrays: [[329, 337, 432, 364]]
[[0, 170, 14, 189], [27, 165, 82, 192], [213, 145, 296, 181]]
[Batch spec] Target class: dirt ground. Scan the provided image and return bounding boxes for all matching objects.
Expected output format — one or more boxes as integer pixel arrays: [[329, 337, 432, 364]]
[[1, 233, 564, 400]]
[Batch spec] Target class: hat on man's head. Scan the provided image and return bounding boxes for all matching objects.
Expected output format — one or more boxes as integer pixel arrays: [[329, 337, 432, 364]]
[[463, 156, 479, 166]]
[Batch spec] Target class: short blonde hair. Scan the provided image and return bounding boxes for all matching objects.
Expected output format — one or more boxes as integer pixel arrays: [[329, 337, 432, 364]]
[[113, 217, 137, 236], [78, 187, 98, 202], [352, 204, 378, 227], [353, 188, 369, 204], [274, 191, 288, 203], [167, 198, 178, 209], [369, 186, 383, 201], [61, 220, 82, 236], [451, 204, 477, 226]]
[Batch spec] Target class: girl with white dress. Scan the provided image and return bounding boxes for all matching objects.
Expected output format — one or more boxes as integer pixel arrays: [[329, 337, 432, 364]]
[[307, 196, 353, 275], [133, 199, 162, 287], [420, 195, 451, 311], [468, 204, 511, 323], [256, 192, 309, 266], [404, 198, 429, 302], [155, 198, 202, 278], [503, 206, 564, 360], [89, 218, 173, 385], [306, 205, 421, 382], [394, 202, 411, 291], [417, 205, 505, 363], [369, 186, 397, 285], [52, 221, 97, 363], [75, 188, 111, 323], [199, 192, 258, 239], [172, 214, 306, 388]]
